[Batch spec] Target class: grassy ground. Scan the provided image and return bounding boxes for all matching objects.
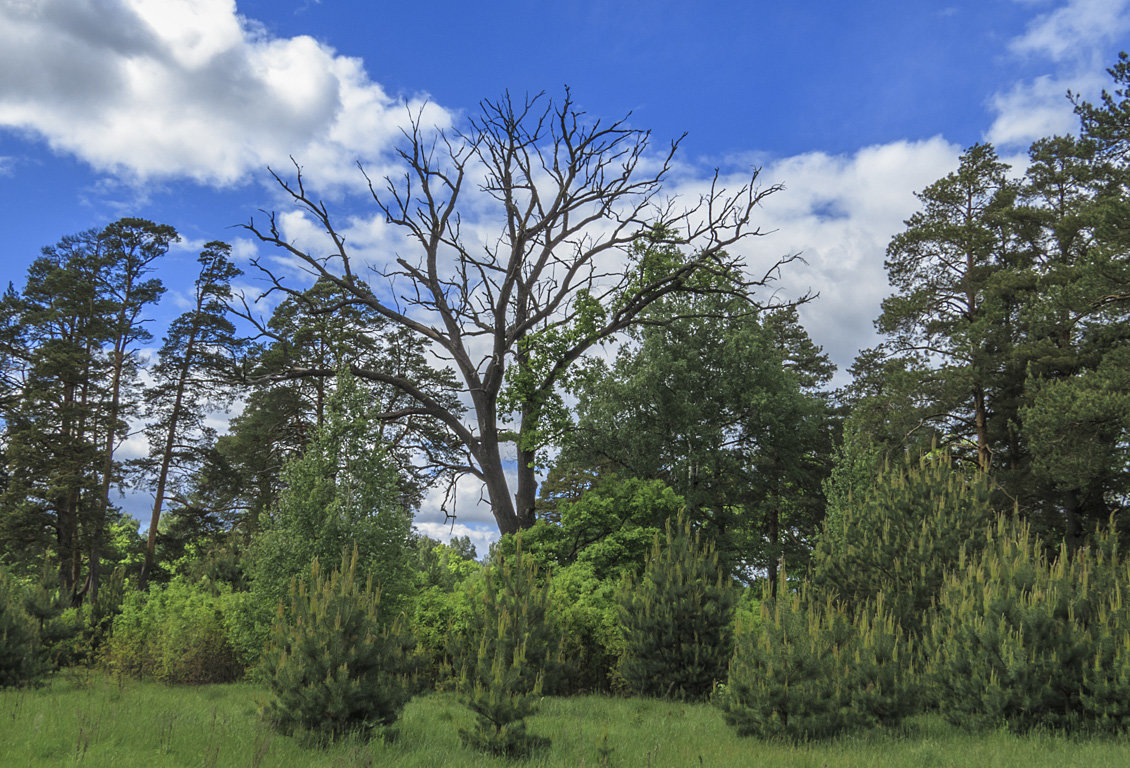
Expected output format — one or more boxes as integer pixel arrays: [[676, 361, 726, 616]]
[[2, 673, 1128, 767]]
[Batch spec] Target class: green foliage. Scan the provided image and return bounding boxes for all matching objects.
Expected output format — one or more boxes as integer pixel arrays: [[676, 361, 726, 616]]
[[245, 368, 413, 669], [457, 547, 557, 757], [813, 452, 996, 635], [548, 561, 622, 693], [261, 547, 412, 741], [722, 582, 917, 740], [0, 566, 47, 688], [523, 475, 685, 579], [561, 288, 835, 582], [929, 516, 1130, 733], [819, 418, 884, 546], [617, 514, 735, 700], [407, 537, 482, 690], [103, 577, 242, 684]]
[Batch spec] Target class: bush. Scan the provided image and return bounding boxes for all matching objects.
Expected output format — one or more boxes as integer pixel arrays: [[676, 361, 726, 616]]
[[722, 581, 917, 740], [261, 547, 412, 741], [929, 516, 1130, 733], [457, 546, 558, 757], [550, 561, 622, 694], [103, 578, 243, 684], [0, 566, 47, 688], [617, 513, 735, 700], [409, 556, 481, 690]]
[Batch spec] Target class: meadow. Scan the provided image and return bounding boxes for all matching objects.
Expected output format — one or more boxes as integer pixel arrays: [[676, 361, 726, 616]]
[[2, 674, 1128, 768]]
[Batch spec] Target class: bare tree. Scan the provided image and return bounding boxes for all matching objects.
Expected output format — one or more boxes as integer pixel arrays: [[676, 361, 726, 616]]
[[245, 90, 801, 536]]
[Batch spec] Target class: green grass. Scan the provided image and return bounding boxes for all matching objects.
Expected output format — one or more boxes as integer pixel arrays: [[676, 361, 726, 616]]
[[1, 673, 1128, 767]]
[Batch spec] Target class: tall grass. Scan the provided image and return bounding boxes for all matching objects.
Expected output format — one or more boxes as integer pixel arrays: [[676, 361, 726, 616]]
[[0, 673, 1127, 767]]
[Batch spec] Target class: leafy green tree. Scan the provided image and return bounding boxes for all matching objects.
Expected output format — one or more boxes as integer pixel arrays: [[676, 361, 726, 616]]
[[520, 475, 684, 580], [248, 368, 413, 624], [103, 577, 243, 684], [617, 513, 735, 700], [561, 287, 833, 585]]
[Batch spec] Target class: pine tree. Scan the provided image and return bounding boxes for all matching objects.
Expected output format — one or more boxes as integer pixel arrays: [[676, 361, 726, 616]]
[[876, 143, 1018, 471], [617, 513, 735, 700], [136, 242, 243, 588], [0, 230, 113, 597], [89, 219, 173, 600], [929, 516, 1130, 732]]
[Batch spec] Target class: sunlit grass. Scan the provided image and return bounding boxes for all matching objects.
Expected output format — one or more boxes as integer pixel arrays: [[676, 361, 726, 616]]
[[1, 673, 1127, 767]]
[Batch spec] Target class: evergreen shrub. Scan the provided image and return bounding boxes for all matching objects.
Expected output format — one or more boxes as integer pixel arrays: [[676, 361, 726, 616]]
[[261, 547, 412, 741], [722, 581, 917, 740], [813, 453, 996, 635], [617, 513, 735, 700], [930, 516, 1130, 733], [457, 545, 558, 757]]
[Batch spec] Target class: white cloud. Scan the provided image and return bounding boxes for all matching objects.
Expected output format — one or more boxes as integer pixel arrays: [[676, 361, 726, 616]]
[[987, 0, 1130, 148], [1010, 0, 1130, 62], [987, 74, 1084, 146], [0, 0, 452, 187], [712, 138, 962, 378], [413, 521, 497, 557]]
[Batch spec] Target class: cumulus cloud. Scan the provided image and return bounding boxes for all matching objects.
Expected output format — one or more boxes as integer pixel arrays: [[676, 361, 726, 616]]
[[0, 0, 451, 186], [986, 0, 1130, 148], [688, 138, 962, 378]]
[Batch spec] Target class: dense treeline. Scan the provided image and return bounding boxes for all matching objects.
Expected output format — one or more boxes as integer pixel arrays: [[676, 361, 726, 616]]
[[0, 55, 1129, 753]]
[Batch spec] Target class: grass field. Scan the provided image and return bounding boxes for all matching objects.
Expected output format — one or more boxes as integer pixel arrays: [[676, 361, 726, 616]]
[[2, 673, 1129, 767]]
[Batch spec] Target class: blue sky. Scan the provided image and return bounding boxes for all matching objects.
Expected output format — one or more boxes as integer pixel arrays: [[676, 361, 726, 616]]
[[0, 0, 1127, 549]]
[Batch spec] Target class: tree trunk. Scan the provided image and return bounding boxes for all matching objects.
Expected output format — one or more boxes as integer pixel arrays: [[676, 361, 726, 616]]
[[514, 406, 538, 529], [478, 440, 520, 535], [766, 503, 780, 593], [973, 386, 990, 471], [140, 326, 200, 589]]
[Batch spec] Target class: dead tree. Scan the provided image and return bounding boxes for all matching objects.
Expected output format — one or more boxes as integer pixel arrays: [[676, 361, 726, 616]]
[[245, 90, 801, 536]]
